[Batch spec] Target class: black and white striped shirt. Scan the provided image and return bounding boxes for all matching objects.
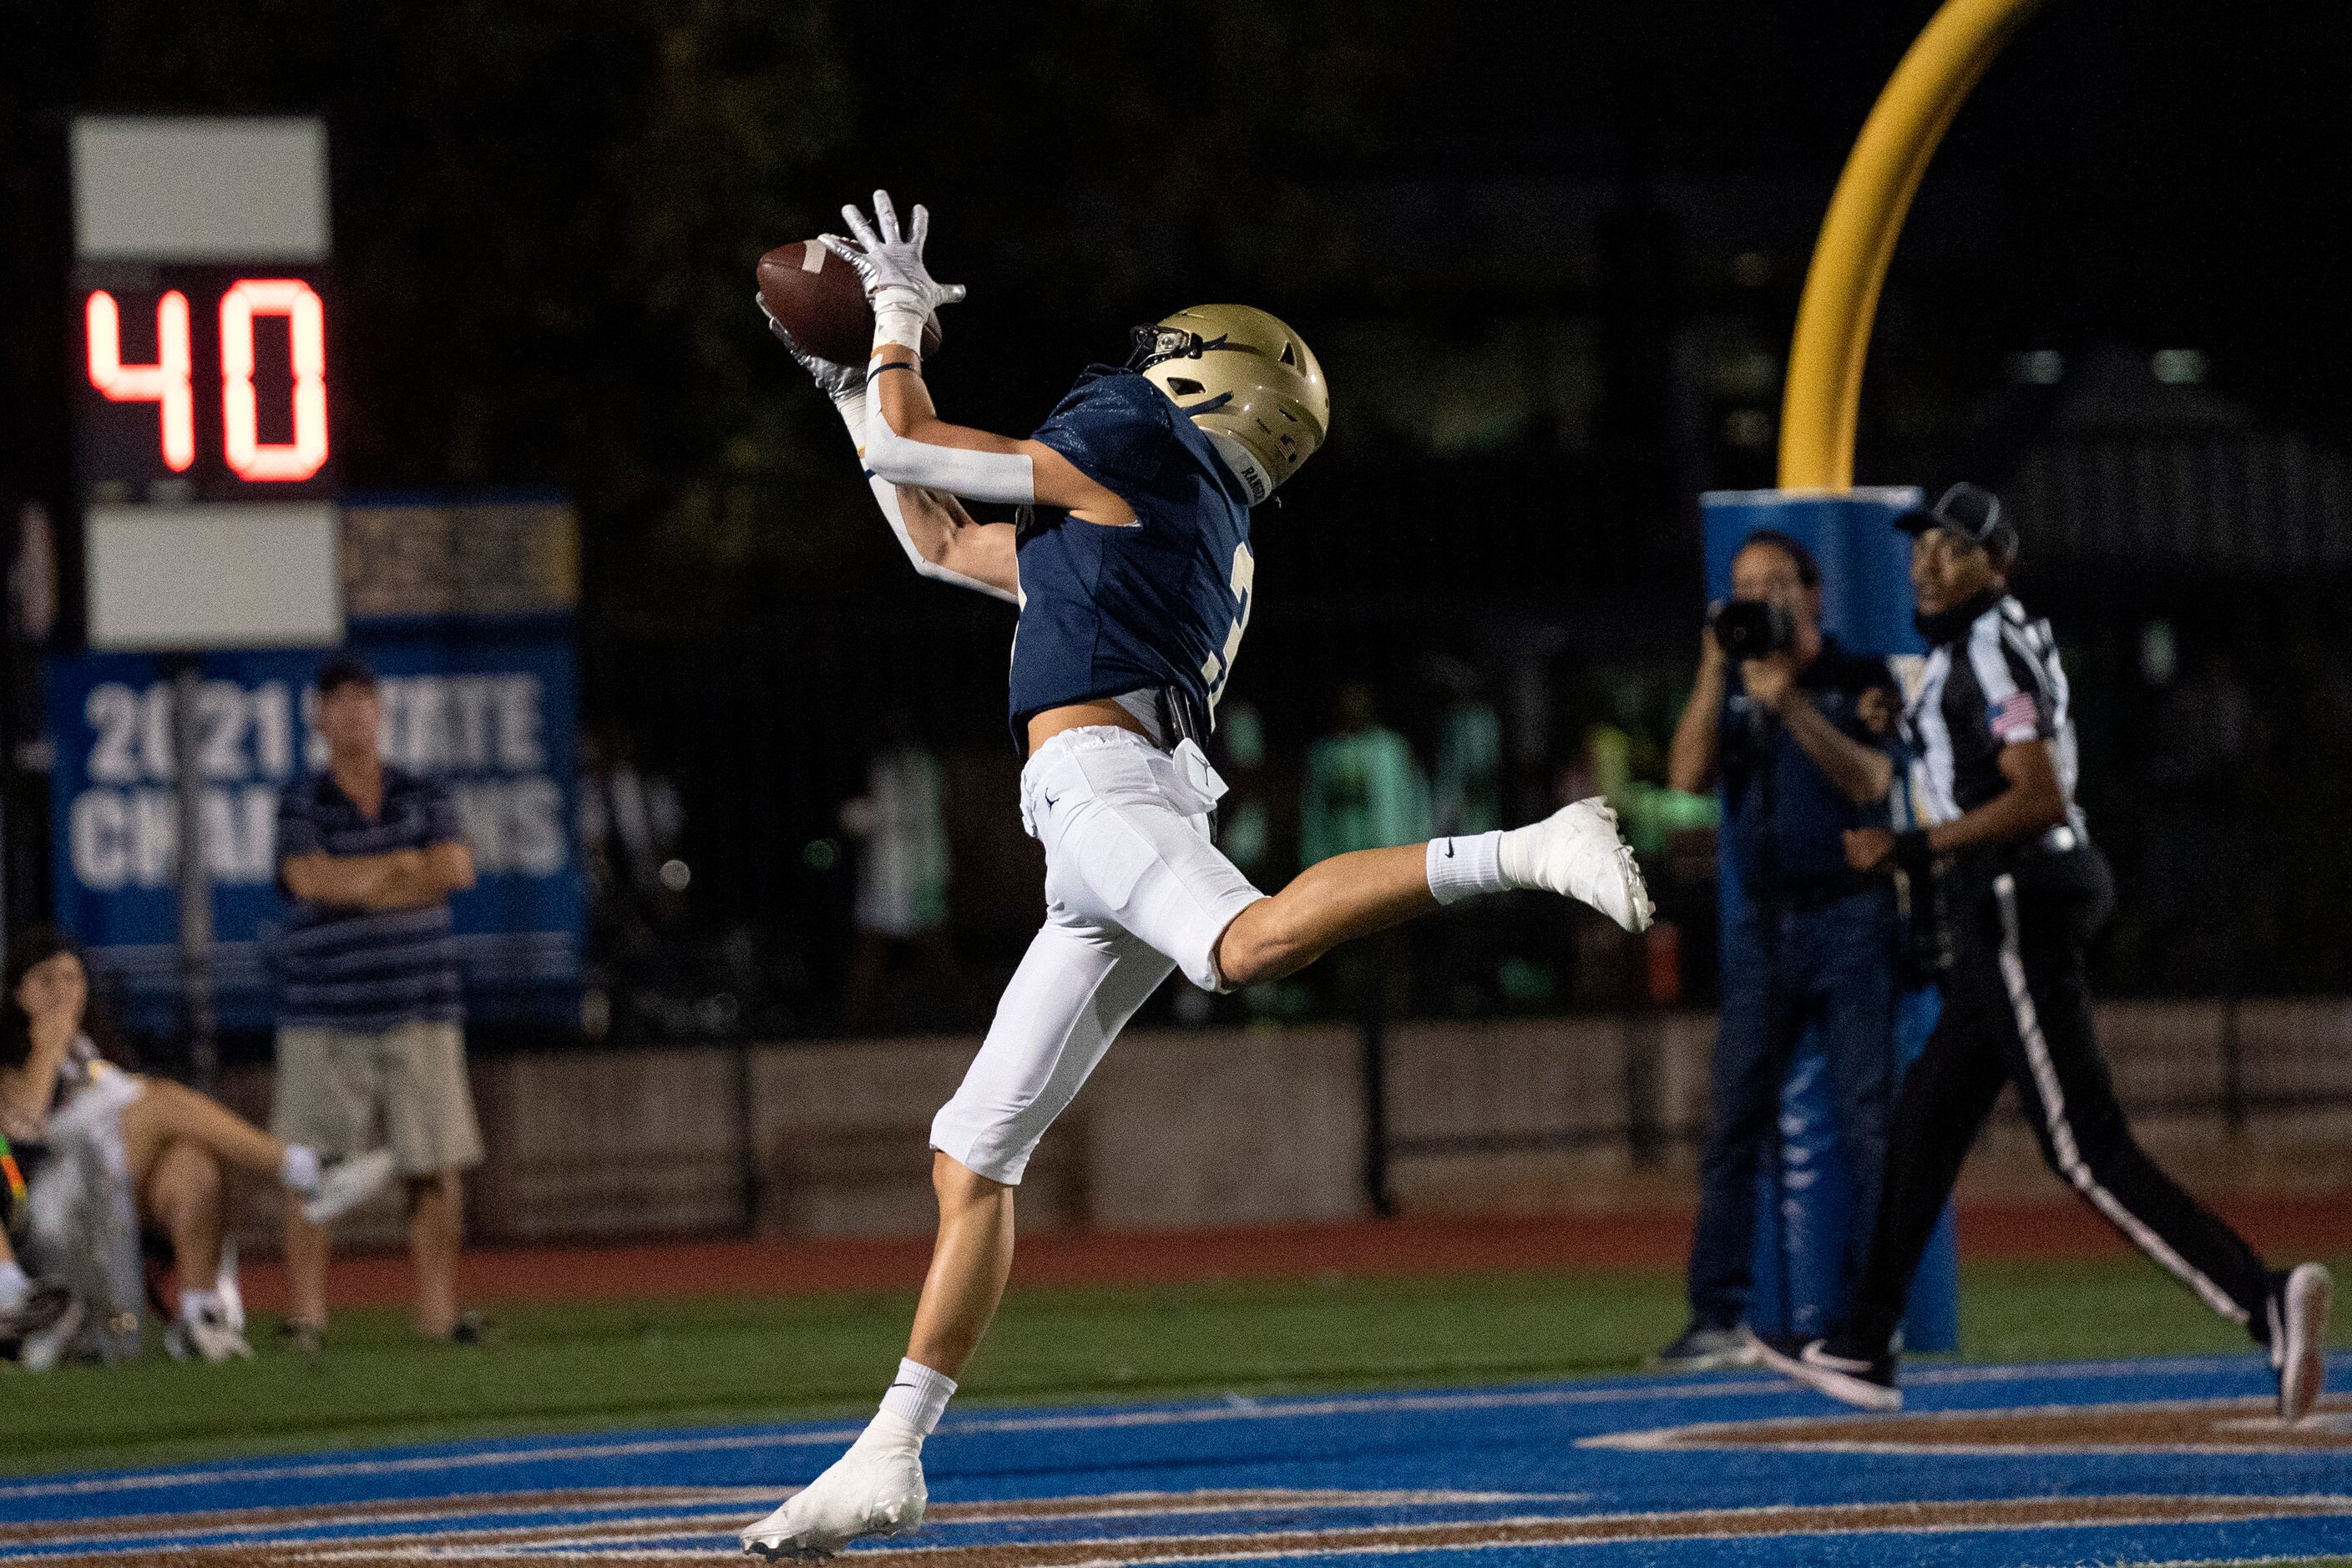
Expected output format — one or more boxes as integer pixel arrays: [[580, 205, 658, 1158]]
[[1906, 594, 2086, 843]]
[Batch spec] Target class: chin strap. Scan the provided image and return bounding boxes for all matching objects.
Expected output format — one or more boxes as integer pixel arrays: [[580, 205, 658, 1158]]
[[1204, 430, 1272, 505]]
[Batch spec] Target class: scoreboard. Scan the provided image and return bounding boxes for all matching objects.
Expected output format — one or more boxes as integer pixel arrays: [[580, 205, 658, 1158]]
[[68, 117, 341, 650], [49, 118, 587, 1033], [76, 266, 333, 503]]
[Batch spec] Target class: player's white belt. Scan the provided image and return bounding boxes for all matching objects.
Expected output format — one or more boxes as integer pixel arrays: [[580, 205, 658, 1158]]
[[1017, 728, 1228, 839]]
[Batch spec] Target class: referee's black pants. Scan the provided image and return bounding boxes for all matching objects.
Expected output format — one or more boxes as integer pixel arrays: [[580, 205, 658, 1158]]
[[1836, 844, 2272, 1357]]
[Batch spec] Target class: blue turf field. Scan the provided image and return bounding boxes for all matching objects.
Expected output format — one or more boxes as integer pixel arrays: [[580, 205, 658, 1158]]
[[4, 1353, 2349, 1565]]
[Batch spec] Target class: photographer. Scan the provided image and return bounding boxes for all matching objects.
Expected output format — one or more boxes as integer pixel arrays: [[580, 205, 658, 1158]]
[[1756, 484, 2331, 1419], [1654, 530, 1900, 1370]]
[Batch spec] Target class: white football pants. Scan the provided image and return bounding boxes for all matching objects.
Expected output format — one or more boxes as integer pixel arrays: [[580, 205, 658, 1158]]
[[929, 726, 1266, 1184]]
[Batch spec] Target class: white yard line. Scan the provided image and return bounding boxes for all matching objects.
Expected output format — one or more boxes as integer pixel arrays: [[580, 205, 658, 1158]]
[[6, 1355, 2329, 1505]]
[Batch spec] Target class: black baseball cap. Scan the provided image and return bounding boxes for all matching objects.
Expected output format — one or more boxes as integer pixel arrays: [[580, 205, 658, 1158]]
[[316, 653, 377, 695], [1894, 483, 2016, 560]]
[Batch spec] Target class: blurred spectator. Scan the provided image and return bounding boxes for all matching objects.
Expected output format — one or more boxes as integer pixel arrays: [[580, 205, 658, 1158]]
[[1302, 683, 1431, 1028], [839, 712, 962, 1033], [1429, 662, 1503, 838], [275, 655, 480, 1348], [1, 928, 390, 1365], [1216, 701, 1277, 881], [1302, 682, 1432, 863], [579, 727, 688, 953], [1207, 702, 1318, 1022], [1655, 530, 1901, 1370]]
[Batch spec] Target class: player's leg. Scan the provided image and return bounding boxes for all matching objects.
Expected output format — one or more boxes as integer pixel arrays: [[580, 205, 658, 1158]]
[[1988, 859, 2327, 1416], [743, 915, 1171, 1559], [905, 1153, 1012, 1377], [1216, 800, 1652, 989]]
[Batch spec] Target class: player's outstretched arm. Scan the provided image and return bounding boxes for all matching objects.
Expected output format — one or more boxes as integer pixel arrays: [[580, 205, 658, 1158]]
[[896, 487, 1017, 597], [827, 192, 1135, 527], [761, 293, 1017, 602]]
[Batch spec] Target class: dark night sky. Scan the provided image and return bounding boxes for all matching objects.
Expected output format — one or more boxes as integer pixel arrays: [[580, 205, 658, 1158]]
[[8, 0, 2351, 527], [8, 0, 2349, 761]]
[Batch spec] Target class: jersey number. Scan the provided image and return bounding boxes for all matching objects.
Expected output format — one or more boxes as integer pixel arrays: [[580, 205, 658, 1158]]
[[1200, 543, 1256, 714]]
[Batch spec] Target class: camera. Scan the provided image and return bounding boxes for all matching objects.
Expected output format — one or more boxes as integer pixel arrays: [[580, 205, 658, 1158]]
[[1710, 598, 1796, 660]]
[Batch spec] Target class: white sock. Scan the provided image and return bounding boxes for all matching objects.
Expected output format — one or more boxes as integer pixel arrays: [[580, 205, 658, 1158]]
[[0, 1259, 28, 1311], [280, 1144, 321, 1194], [1425, 831, 1508, 905], [179, 1287, 223, 1323], [1495, 819, 1554, 889], [877, 1357, 957, 1438]]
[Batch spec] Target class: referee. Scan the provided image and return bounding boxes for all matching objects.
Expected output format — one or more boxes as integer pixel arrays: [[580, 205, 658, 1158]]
[[1756, 484, 2333, 1420]]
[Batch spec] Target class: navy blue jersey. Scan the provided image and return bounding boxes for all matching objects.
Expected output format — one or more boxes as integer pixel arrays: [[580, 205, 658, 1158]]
[[1007, 368, 1256, 741]]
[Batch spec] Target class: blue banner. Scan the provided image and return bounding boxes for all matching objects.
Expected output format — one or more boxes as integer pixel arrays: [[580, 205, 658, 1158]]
[[45, 630, 582, 1033]]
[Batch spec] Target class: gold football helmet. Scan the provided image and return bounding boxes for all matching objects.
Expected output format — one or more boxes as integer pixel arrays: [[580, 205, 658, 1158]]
[[1130, 305, 1328, 503]]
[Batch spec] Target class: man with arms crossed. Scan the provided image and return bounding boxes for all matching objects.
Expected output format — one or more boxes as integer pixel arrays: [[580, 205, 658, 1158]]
[[274, 655, 482, 1347], [739, 192, 1655, 1559], [1755, 485, 2332, 1419]]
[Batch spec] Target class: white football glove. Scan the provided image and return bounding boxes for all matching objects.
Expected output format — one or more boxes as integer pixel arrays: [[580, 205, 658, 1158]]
[[822, 190, 965, 355], [756, 291, 866, 407]]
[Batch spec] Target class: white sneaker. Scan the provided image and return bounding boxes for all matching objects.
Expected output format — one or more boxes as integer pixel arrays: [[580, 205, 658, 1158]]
[[1502, 798, 1654, 932], [741, 1411, 928, 1560], [302, 1149, 397, 1225], [166, 1298, 255, 1363]]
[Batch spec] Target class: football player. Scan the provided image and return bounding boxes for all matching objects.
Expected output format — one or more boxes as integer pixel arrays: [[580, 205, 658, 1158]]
[[741, 192, 1652, 1560]]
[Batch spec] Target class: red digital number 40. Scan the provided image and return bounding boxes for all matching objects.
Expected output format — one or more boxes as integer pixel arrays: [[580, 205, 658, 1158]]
[[85, 280, 329, 483]]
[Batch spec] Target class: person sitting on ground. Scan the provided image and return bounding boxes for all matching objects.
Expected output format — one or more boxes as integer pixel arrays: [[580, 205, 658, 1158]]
[[0, 928, 393, 1362]]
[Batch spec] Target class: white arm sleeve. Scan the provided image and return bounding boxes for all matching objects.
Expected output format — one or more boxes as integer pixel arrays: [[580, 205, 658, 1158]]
[[834, 395, 1018, 604], [861, 379, 1037, 504]]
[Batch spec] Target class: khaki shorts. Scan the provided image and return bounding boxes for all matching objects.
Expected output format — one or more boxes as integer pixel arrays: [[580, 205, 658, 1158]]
[[271, 1019, 483, 1177]]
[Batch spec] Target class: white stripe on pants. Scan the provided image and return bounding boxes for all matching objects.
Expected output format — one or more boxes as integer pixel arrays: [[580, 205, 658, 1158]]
[[1993, 873, 2247, 1323]]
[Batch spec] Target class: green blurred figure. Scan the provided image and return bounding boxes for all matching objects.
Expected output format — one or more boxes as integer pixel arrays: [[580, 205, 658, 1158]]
[[1431, 684, 1503, 839], [1216, 701, 1275, 878], [1302, 683, 1431, 862]]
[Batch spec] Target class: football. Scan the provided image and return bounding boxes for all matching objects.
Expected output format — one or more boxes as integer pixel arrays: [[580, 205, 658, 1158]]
[[756, 239, 943, 366]]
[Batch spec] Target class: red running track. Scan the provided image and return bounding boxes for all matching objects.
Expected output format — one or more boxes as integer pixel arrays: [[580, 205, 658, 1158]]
[[233, 1194, 2350, 1313]]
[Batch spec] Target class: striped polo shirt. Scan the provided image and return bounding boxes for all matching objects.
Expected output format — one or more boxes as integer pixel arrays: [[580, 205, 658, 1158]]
[[276, 766, 467, 1032]]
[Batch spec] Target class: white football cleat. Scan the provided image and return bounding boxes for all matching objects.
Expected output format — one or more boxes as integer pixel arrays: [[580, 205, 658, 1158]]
[[741, 1411, 928, 1560], [302, 1148, 397, 1225], [1503, 797, 1654, 932]]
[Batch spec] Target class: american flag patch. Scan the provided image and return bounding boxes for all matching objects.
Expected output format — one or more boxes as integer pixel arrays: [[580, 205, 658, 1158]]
[[1990, 692, 2040, 737]]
